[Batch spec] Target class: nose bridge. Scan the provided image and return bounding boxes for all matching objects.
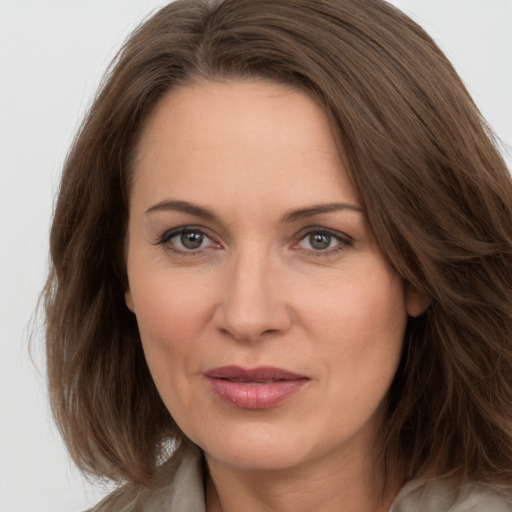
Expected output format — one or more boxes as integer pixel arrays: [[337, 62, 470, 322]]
[[214, 242, 290, 341]]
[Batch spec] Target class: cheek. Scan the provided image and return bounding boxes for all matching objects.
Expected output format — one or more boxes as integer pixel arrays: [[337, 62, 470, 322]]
[[299, 266, 407, 345], [315, 279, 407, 438], [127, 241, 217, 335], [134, 278, 208, 345], [127, 265, 217, 398], [298, 267, 407, 395]]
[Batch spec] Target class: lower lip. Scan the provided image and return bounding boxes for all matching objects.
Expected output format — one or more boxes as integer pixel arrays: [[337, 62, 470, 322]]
[[206, 378, 308, 409]]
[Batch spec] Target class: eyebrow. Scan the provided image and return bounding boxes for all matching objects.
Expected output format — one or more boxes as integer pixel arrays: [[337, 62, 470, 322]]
[[146, 200, 217, 220], [145, 199, 363, 222], [280, 202, 363, 223]]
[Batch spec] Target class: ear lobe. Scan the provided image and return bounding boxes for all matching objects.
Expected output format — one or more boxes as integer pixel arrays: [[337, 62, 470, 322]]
[[405, 284, 430, 317], [125, 289, 135, 313]]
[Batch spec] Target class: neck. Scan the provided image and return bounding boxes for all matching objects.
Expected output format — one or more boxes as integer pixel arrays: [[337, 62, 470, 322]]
[[205, 446, 399, 512]]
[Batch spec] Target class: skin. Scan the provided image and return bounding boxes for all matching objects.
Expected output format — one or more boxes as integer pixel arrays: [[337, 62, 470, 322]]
[[125, 79, 428, 512]]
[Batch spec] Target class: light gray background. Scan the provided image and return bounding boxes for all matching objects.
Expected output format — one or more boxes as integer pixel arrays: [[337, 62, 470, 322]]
[[1, 1, 511, 511]]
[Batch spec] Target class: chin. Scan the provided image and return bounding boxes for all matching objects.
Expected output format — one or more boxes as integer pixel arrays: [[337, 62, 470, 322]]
[[195, 420, 314, 472]]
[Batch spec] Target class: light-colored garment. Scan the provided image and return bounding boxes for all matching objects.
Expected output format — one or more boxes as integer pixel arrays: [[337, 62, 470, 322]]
[[390, 475, 512, 511], [89, 443, 512, 511]]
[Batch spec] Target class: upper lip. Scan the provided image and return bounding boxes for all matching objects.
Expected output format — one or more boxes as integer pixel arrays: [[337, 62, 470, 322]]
[[204, 366, 309, 382]]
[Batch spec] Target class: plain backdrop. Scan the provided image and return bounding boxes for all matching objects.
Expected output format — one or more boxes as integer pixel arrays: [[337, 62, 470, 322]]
[[0, 1, 511, 511]]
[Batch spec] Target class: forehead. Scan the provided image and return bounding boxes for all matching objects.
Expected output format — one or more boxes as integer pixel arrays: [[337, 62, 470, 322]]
[[131, 79, 359, 212]]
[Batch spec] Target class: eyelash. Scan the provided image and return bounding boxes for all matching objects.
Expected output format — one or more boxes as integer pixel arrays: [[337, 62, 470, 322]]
[[155, 226, 353, 257], [155, 226, 220, 256], [292, 227, 353, 256]]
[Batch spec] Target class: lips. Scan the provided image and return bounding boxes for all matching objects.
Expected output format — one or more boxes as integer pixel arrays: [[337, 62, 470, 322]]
[[204, 366, 309, 409]]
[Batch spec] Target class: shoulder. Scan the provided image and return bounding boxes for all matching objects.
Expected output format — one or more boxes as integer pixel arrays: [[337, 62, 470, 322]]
[[86, 442, 205, 512], [390, 475, 512, 512]]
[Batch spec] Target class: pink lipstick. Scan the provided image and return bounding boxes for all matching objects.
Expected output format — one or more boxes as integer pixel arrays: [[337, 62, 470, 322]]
[[204, 366, 309, 409]]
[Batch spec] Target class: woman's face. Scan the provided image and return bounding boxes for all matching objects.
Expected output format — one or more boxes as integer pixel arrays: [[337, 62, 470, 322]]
[[125, 80, 424, 473]]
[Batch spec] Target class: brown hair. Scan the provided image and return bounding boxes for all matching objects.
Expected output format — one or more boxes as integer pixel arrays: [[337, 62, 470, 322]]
[[44, 0, 512, 487]]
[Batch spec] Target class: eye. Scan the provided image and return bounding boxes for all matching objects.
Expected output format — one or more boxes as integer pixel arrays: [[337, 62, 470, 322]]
[[301, 232, 336, 250], [294, 228, 352, 254], [172, 230, 209, 250], [157, 226, 219, 254]]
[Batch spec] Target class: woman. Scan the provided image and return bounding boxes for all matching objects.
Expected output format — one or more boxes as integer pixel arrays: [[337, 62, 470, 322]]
[[44, 0, 512, 510]]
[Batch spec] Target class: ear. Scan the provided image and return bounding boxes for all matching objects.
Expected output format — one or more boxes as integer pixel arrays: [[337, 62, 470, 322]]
[[125, 289, 135, 313], [405, 284, 430, 317]]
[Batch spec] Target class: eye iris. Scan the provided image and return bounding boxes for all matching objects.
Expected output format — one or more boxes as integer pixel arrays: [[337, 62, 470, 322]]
[[310, 233, 331, 250], [181, 231, 203, 249]]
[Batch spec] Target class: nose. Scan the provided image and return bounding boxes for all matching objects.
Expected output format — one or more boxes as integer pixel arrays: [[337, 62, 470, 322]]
[[213, 248, 293, 342]]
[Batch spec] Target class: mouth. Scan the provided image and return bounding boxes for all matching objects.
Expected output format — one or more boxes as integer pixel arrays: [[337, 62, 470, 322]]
[[204, 366, 310, 409]]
